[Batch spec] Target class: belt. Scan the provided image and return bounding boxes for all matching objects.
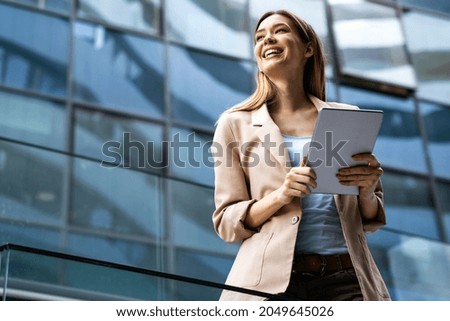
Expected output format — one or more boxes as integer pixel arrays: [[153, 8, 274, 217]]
[[292, 253, 353, 276]]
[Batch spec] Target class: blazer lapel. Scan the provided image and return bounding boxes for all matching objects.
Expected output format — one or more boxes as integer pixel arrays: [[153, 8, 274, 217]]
[[252, 104, 290, 174]]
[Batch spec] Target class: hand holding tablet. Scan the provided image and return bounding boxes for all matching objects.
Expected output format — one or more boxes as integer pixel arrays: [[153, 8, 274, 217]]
[[306, 107, 384, 195]]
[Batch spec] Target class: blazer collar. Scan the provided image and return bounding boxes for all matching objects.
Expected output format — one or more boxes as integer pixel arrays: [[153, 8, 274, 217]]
[[250, 95, 327, 170], [251, 95, 326, 126]]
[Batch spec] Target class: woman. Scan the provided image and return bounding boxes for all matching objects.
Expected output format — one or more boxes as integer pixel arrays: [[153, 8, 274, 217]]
[[212, 10, 390, 301]]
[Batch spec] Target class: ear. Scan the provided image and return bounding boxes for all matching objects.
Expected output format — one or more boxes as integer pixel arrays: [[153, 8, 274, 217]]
[[304, 42, 314, 58]]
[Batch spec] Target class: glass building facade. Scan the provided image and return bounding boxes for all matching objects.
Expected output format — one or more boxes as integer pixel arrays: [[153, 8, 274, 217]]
[[0, 0, 449, 300]]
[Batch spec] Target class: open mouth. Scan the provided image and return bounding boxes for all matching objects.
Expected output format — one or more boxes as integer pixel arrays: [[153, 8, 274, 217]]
[[264, 48, 283, 58]]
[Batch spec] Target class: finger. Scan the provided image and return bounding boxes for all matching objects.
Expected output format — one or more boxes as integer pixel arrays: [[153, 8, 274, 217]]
[[338, 166, 383, 176], [288, 175, 317, 189], [352, 153, 381, 168], [300, 155, 307, 167], [338, 175, 379, 184], [338, 179, 375, 187], [286, 181, 311, 191], [284, 183, 312, 198], [291, 166, 317, 180]]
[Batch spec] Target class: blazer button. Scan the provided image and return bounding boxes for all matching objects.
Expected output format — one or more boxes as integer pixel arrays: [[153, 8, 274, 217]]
[[291, 216, 299, 224]]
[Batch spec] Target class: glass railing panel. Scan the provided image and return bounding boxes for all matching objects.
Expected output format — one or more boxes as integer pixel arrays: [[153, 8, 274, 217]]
[[0, 245, 270, 301]]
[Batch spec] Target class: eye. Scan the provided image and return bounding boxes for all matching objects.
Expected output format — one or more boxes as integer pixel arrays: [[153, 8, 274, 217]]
[[275, 28, 288, 34], [255, 34, 264, 42]]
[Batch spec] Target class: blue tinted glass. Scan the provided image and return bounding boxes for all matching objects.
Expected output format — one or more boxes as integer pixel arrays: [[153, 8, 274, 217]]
[[169, 127, 214, 186], [400, 0, 450, 14], [0, 90, 66, 150], [70, 158, 162, 239], [330, 0, 416, 89], [0, 3, 68, 97], [73, 22, 164, 117], [74, 108, 164, 172], [420, 102, 450, 180], [367, 229, 450, 300], [340, 86, 427, 173], [0, 140, 66, 227], [169, 45, 254, 127], [326, 80, 337, 102], [78, 0, 160, 35], [166, 0, 250, 59], [171, 179, 239, 255], [403, 11, 450, 106], [68, 233, 159, 271], [383, 172, 439, 239], [175, 248, 233, 299], [0, 223, 60, 253], [436, 181, 450, 242], [5, 0, 71, 14], [2, 247, 159, 300], [46, 0, 72, 13]]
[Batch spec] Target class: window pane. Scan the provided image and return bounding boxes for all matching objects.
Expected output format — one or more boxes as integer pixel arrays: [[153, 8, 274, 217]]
[[174, 248, 233, 298], [78, 0, 161, 35], [340, 86, 427, 173], [73, 22, 164, 117], [68, 233, 159, 271], [0, 223, 60, 253], [70, 158, 163, 239], [169, 127, 214, 186], [420, 102, 450, 180], [383, 172, 439, 239], [170, 179, 239, 255], [436, 181, 450, 242], [400, 0, 450, 14], [329, 0, 416, 88], [0, 3, 68, 97], [250, 0, 334, 76], [367, 229, 450, 300], [166, 0, 250, 59], [0, 140, 66, 227], [326, 80, 337, 102], [0, 90, 66, 150], [4, 0, 72, 14], [169, 45, 253, 127], [74, 108, 164, 173], [403, 11, 450, 105]]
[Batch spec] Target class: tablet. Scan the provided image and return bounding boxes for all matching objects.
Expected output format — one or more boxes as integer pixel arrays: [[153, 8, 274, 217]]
[[306, 107, 384, 195]]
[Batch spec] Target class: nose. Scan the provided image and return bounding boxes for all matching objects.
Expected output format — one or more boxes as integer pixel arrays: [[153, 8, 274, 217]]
[[264, 34, 276, 45]]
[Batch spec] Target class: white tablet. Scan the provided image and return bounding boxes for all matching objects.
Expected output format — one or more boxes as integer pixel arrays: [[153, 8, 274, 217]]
[[306, 107, 384, 195]]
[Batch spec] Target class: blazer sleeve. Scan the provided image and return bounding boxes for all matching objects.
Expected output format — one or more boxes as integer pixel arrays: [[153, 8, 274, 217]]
[[211, 115, 257, 243]]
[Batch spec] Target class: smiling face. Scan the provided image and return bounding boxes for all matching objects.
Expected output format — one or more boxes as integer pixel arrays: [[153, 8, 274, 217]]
[[254, 14, 313, 81]]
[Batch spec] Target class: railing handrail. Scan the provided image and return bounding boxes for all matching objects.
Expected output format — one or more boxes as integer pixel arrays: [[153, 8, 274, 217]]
[[0, 243, 283, 300]]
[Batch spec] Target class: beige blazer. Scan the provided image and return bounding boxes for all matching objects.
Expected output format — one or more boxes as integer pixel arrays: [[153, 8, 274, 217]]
[[212, 96, 390, 301]]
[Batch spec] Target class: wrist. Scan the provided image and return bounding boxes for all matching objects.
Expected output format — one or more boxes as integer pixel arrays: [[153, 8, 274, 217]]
[[359, 189, 376, 201]]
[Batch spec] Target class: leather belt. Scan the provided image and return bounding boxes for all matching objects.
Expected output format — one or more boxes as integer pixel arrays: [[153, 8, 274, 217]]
[[292, 253, 353, 276]]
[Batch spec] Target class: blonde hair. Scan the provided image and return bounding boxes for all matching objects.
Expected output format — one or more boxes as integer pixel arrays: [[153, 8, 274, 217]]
[[226, 10, 326, 113]]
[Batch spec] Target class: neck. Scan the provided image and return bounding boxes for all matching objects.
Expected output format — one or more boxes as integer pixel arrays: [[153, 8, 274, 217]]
[[268, 67, 311, 112], [270, 80, 310, 113]]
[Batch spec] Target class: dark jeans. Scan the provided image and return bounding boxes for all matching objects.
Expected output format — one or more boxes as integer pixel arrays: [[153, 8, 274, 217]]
[[275, 268, 363, 301]]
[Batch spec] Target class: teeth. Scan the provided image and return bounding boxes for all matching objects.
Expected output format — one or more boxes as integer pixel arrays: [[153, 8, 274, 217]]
[[264, 48, 281, 58]]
